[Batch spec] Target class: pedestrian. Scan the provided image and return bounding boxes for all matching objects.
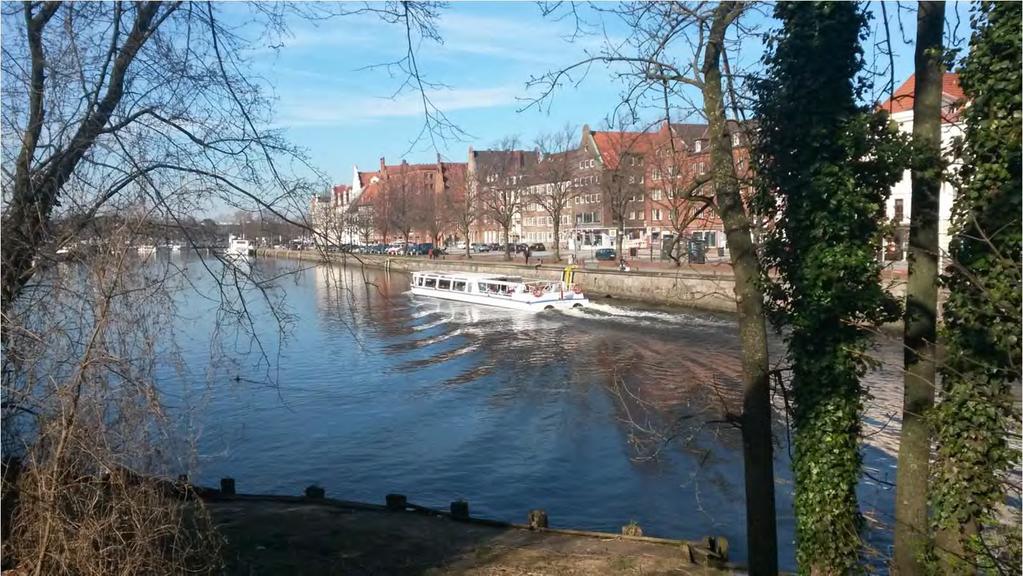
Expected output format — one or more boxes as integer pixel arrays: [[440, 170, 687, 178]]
[[427, 247, 433, 259], [525, 246, 531, 265]]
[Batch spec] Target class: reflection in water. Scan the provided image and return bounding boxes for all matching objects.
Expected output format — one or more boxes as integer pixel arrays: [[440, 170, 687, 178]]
[[158, 256, 989, 571]]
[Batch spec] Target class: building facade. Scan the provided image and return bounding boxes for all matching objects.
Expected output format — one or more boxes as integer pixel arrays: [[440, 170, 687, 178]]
[[878, 73, 965, 265]]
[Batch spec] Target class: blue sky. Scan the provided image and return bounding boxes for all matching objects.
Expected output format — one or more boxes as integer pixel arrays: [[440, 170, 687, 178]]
[[244, 1, 972, 190]]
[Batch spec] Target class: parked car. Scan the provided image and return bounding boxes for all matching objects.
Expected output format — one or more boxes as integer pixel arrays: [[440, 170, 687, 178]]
[[595, 248, 616, 261], [413, 242, 434, 255], [528, 243, 546, 252], [386, 242, 412, 255], [488, 243, 502, 252], [470, 243, 490, 253], [514, 243, 529, 253]]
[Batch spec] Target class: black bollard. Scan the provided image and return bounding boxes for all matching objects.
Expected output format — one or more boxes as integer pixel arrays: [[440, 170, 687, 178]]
[[385, 493, 407, 511], [527, 509, 548, 530], [305, 485, 325, 499], [450, 500, 469, 520], [220, 477, 236, 496]]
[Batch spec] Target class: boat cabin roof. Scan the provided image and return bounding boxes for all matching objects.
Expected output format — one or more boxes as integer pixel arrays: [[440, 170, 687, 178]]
[[413, 271, 523, 282]]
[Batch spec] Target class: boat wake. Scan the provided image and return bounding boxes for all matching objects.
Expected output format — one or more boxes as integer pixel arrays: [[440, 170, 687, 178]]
[[563, 302, 733, 328]]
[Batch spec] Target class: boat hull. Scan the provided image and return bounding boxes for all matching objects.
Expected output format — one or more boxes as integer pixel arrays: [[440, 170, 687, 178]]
[[410, 287, 587, 312]]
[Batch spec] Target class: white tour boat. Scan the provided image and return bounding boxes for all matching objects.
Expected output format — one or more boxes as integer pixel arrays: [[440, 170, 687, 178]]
[[137, 244, 156, 255], [409, 268, 588, 312], [225, 235, 254, 259]]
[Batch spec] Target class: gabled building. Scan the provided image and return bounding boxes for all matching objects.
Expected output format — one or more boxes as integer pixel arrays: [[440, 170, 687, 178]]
[[467, 147, 539, 245], [878, 72, 965, 264]]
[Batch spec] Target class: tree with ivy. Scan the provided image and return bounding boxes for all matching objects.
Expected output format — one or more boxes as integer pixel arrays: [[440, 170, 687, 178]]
[[930, 1, 1022, 572], [751, 2, 909, 573]]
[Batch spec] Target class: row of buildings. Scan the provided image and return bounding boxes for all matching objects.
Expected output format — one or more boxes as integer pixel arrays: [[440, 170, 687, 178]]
[[312, 73, 964, 263]]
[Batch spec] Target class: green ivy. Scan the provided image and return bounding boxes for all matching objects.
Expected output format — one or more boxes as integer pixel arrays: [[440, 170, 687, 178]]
[[751, 2, 909, 573], [931, 1, 1022, 571]]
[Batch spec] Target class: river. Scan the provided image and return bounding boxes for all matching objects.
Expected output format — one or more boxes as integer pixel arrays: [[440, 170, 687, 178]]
[[157, 253, 917, 571]]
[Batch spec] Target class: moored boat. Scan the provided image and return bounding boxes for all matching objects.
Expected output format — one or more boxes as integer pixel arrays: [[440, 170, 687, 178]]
[[225, 235, 254, 258], [409, 268, 588, 312]]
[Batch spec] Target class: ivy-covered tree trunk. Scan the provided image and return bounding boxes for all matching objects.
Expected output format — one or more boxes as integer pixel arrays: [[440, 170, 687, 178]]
[[931, 2, 1022, 572], [893, 4, 945, 573], [751, 2, 908, 573], [703, 3, 778, 574]]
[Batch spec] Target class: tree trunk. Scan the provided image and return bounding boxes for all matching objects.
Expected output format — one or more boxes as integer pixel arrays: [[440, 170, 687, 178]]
[[615, 222, 624, 258], [503, 226, 511, 261], [703, 3, 778, 574], [552, 217, 561, 261], [893, 3, 944, 573]]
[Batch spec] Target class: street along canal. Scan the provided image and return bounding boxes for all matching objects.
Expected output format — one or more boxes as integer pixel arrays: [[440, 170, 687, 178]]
[[160, 254, 915, 571]]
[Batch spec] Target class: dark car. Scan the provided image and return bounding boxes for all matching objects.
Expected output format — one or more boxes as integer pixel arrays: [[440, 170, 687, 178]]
[[595, 248, 616, 261], [528, 243, 546, 252], [488, 243, 502, 252], [470, 243, 490, 253], [513, 243, 528, 253]]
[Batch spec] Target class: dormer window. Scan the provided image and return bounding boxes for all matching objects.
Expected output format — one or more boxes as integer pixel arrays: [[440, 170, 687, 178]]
[[732, 133, 741, 147], [694, 141, 702, 153]]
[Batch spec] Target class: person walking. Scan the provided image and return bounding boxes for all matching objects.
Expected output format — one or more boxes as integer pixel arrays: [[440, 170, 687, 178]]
[[524, 246, 531, 265]]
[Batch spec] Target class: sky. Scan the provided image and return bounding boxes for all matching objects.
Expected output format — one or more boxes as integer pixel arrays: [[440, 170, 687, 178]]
[[241, 1, 973, 190]]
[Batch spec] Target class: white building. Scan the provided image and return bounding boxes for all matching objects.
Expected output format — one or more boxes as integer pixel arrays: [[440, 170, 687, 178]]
[[879, 73, 965, 266]]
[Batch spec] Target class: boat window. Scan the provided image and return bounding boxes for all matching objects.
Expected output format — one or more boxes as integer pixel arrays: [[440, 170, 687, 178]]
[[424, 277, 436, 288], [452, 281, 467, 292], [438, 279, 451, 290], [416, 277, 424, 286]]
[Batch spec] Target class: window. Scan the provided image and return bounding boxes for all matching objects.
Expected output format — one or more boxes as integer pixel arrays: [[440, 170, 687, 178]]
[[424, 277, 437, 288], [652, 189, 662, 201], [653, 209, 662, 220], [732, 133, 741, 147], [894, 199, 904, 222], [438, 279, 451, 290], [697, 162, 706, 175], [694, 141, 702, 153], [416, 277, 424, 286], [589, 159, 595, 168]]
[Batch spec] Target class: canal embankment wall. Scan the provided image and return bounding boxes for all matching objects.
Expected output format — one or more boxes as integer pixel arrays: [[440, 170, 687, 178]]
[[259, 249, 754, 312], [259, 249, 908, 316]]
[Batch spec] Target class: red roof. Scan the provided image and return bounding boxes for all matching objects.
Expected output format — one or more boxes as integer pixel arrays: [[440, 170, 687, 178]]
[[879, 73, 964, 117], [591, 130, 658, 169]]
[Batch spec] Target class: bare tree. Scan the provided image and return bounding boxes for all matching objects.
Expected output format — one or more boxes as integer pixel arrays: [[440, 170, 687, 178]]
[[0, 3, 450, 573], [532, 124, 580, 261], [528, 3, 778, 573], [594, 120, 649, 260], [442, 164, 475, 258], [649, 132, 713, 266], [474, 137, 535, 261], [385, 164, 418, 251]]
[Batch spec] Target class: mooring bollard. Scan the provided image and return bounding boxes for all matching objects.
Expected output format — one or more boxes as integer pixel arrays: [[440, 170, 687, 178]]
[[712, 536, 729, 560], [621, 522, 643, 537], [385, 493, 407, 511], [220, 477, 235, 496], [527, 509, 548, 530], [450, 500, 469, 520], [304, 485, 325, 499]]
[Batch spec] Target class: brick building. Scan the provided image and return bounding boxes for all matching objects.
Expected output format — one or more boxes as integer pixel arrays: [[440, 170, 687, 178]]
[[467, 146, 539, 245]]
